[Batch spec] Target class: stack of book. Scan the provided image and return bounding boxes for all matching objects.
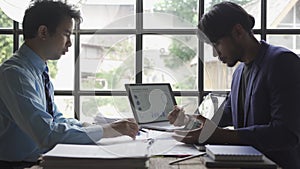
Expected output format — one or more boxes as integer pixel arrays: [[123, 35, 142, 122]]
[[203, 145, 278, 169], [40, 144, 148, 169]]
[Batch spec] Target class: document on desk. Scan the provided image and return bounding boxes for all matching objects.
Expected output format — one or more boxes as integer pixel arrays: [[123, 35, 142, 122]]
[[41, 130, 200, 168], [98, 129, 201, 156]]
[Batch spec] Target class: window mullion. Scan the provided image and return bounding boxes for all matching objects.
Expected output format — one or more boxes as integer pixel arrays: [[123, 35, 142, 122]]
[[136, 0, 143, 83]]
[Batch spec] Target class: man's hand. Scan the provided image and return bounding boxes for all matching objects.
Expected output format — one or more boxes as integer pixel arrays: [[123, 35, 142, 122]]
[[172, 115, 207, 144], [172, 116, 238, 145], [168, 105, 186, 126], [172, 128, 202, 144], [102, 118, 139, 139], [81, 122, 93, 127]]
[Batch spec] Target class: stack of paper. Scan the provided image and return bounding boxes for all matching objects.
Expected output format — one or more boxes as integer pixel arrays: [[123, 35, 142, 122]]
[[40, 144, 148, 169]]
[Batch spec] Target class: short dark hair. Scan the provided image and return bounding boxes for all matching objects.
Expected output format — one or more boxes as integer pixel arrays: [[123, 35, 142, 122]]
[[198, 1, 255, 43], [22, 0, 82, 39]]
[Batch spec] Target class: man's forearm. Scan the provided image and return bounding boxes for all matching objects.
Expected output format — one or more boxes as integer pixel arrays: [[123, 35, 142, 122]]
[[208, 127, 242, 145]]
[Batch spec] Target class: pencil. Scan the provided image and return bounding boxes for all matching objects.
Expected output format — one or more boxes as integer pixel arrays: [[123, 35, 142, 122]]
[[169, 152, 206, 165]]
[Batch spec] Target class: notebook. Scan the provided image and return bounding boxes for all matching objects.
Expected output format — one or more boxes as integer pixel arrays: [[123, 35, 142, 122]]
[[203, 155, 277, 169], [205, 145, 263, 162], [125, 83, 183, 131]]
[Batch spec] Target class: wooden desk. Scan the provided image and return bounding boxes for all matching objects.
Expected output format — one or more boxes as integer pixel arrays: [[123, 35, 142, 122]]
[[149, 157, 280, 169], [28, 157, 233, 169], [28, 156, 280, 169], [149, 157, 209, 169]]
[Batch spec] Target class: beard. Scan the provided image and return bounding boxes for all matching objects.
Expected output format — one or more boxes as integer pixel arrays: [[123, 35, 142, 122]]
[[226, 38, 243, 67], [226, 55, 240, 67]]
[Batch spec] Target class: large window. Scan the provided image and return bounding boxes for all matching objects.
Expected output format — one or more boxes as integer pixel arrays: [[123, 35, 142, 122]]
[[1, 0, 299, 123]]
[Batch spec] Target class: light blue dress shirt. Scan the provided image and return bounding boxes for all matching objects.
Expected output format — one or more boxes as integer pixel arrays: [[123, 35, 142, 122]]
[[0, 44, 103, 162]]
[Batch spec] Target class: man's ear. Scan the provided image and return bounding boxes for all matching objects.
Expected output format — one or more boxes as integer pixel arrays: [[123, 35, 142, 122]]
[[231, 24, 245, 40], [37, 25, 48, 40]]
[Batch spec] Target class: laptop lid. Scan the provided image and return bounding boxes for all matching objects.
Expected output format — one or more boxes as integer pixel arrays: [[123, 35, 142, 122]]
[[125, 83, 177, 124]]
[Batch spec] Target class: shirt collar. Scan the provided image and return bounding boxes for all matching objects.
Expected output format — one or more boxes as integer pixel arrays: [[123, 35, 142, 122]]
[[18, 44, 47, 74]]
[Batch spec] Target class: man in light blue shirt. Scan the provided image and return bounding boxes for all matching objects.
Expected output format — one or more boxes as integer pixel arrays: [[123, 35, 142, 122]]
[[0, 1, 138, 168]]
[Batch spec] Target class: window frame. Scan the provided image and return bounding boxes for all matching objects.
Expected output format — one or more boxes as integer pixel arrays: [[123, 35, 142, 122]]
[[2, 0, 300, 120]]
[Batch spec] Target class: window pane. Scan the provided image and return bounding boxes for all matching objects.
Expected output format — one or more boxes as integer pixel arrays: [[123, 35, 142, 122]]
[[55, 96, 74, 118], [19, 36, 24, 48], [267, 0, 300, 28], [175, 96, 198, 115], [50, 36, 75, 90], [0, 8, 13, 28], [267, 35, 300, 55], [0, 35, 13, 64], [205, 0, 260, 29], [254, 34, 261, 41], [80, 35, 135, 90], [144, 0, 199, 29], [80, 0, 135, 29], [143, 35, 198, 90], [80, 96, 133, 123]]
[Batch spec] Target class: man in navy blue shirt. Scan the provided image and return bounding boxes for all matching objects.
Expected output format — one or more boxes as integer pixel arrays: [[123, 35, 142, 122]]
[[168, 2, 300, 169]]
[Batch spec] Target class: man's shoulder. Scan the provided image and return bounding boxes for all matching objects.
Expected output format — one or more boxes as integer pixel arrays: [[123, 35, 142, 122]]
[[255, 42, 299, 68], [0, 54, 36, 79], [264, 42, 297, 58], [1, 55, 25, 71]]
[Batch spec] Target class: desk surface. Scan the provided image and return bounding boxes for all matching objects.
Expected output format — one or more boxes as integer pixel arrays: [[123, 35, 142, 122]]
[[149, 157, 209, 169], [149, 157, 280, 169], [28, 157, 238, 169]]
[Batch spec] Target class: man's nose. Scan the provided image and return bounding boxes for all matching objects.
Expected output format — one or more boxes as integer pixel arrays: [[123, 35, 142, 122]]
[[66, 40, 72, 47]]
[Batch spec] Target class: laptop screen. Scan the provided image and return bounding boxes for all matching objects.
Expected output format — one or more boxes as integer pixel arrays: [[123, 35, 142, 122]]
[[125, 83, 177, 124]]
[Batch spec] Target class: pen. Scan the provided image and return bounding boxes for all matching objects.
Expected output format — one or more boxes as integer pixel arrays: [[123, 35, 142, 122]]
[[181, 103, 190, 109], [137, 128, 148, 136], [169, 152, 206, 165], [139, 128, 148, 133]]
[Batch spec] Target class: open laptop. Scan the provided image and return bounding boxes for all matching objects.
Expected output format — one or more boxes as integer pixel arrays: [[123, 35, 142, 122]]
[[125, 83, 183, 131]]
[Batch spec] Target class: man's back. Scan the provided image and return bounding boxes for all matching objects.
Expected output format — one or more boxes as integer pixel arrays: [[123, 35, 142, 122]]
[[0, 45, 47, 161]]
